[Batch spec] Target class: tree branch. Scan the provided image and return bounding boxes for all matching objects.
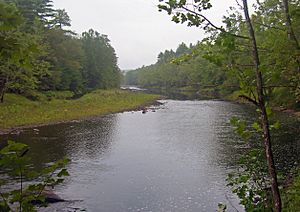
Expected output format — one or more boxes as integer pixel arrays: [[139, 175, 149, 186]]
[[239, 94, 259, 106], [0, 191, 11, 210], [181, 6, 250, 40]]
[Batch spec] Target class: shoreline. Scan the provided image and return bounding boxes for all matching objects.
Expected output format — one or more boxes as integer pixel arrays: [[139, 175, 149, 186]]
[[0, 99, 163, 136], [0, 99, 162, 136], [0, 90, 162, 136], [1, 93, 298, 136], [221, 92, 300, 118]]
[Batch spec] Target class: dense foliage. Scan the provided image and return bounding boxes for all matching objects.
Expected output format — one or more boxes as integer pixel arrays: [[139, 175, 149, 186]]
[[0, 0, 121, 102]]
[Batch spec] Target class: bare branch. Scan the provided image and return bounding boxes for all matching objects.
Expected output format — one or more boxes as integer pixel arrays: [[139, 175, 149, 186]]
[[235, 0, 244, 10]]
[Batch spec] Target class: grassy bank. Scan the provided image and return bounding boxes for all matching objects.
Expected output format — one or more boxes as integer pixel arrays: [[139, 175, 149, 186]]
[[0, 90, 160, 130]]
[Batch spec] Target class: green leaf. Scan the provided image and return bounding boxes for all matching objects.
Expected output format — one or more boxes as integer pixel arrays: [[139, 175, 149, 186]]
[[55, 178, 64, 184], [266, 106, 272, 116], [230, 117, 239, 126], [57, 169, 69, 177], [273, 121, 280, 130], [252, 122, 262, 132]]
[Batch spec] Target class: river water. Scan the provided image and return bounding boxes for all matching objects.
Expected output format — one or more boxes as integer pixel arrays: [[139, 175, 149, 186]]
[[1, 100, 299, 212]]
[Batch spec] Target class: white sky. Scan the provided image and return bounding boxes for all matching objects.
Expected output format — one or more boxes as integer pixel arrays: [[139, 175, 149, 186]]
[[52, 0, 255, 70]]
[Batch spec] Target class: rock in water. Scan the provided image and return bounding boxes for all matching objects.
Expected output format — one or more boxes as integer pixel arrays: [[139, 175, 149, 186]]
[[42, 190, 64, 203], [31, 190, 65, 205]]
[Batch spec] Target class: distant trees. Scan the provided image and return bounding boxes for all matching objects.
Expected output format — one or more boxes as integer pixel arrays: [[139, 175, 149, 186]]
[[125, 42, 226, 97], [0, 0, 121, 102]]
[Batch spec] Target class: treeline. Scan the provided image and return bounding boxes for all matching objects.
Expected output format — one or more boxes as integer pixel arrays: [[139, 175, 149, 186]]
[[125, 42, 230, 98], [0, 0, 121, 102], [125, 0, 300, 108]]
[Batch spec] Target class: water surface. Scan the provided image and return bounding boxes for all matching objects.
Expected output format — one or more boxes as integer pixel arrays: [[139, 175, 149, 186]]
[[2, 100, 299, 212]]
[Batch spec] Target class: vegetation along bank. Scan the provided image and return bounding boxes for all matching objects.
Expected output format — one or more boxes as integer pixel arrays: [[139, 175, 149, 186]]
[[0, 90, 160, 133]]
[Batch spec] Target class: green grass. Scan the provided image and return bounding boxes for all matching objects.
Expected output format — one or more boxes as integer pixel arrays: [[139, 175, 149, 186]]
[[0, 90, 160, 130]]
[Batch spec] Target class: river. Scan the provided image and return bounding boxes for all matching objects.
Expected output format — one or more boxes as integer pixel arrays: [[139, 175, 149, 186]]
[[1, 99, 299, 212]]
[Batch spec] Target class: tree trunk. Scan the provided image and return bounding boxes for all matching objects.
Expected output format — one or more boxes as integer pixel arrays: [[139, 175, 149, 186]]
[[242, 1, 282, 211], [282, 0, 300, 73], [282, 0, 300, 49], [0, 92, 4, 103], [0, 77, 6, 103]]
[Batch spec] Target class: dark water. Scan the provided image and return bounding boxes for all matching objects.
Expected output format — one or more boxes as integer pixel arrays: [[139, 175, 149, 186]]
[[1, 100, 299, 212]]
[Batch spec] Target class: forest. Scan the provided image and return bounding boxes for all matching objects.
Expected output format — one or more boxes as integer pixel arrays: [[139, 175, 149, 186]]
[[0, 0, 121, 103], [125, 0, 300, 109], [1, 0, 300, 211]]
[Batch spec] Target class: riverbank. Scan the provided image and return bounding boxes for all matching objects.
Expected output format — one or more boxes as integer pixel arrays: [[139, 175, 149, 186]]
[[142, 87, 300, 117], [225, 91, 300, 118], [0, 90, 160, 134]]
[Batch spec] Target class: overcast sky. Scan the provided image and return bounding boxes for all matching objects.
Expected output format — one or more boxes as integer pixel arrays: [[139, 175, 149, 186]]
[[52, 0, 255, 70]]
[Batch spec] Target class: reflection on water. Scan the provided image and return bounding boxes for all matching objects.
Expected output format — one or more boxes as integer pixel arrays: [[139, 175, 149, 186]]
[[1, 100, 299, 212]]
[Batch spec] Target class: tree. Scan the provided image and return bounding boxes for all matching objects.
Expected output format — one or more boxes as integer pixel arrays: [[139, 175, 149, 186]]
[[158, 0, 284, 210], [4, 0, 37, 26], [52, 9, 71, 29], [125, 41, 225, 95], [175, 42, 189, 56], [282, 0, 300, 49], [35, 0, 55, 27], [251, 0, 300, 107], [0, 1, 22, 102], [41, 28, 84, 93], [1, 0, 122, 100], [81, 29, 121, 90], [241, 0, 281, 210], [0, 1, 49, 102], [4, 0, 55, 28]]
